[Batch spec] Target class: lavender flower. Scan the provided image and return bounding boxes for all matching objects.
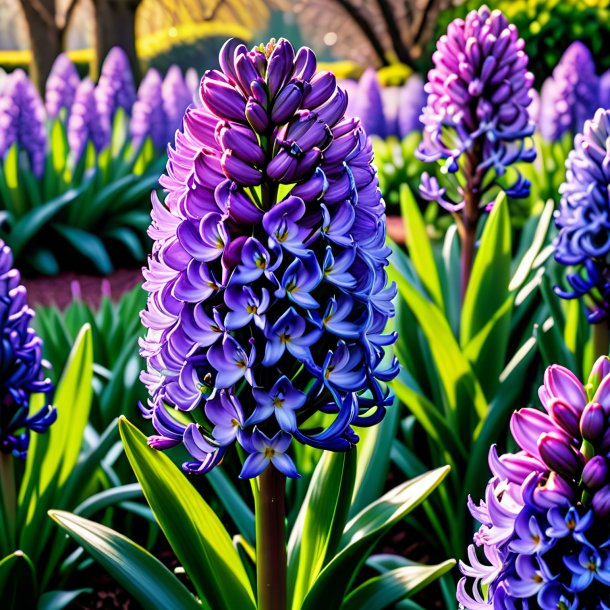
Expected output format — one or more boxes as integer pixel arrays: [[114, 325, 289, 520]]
[[458, 360, 610, 609], [397, 74, 425, 138], [539, 42, 599, 141], [139, 38, 398, 480], [554, 109, 610, 323], [417, 6, 535, 214], [354, 68, 387, 139], [0, 241, 54, 459], [68, 79, 108, 162], [600, 70, 610, 111], [131, 68, 169, 150], [95, 47, 136, 120], [162, 65, 193, 140], [45, 53, 80, 119], [0, 70, 47, 177]]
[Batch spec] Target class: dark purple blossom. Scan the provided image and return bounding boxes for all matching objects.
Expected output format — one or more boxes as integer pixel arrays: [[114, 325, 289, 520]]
[[458, 360, 610, 609], [539, 42, 599, 141], [0, 70, 47, 177], [554, 109, 610, 323], [417, 5, 535, 214], [0, 241, 54, 458], [140, 38, 398, 479], [45, 53, 80, 119], [131, 68, 169, 150], [68, 78, 108, 162]]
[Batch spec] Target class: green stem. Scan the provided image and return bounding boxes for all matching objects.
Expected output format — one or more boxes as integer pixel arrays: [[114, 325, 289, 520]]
[[593, 318, 609, 360], [0, 452, 17, 553], [255, 466, 286, 610]]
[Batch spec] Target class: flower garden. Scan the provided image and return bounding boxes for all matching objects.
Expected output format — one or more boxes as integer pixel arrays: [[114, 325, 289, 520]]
[[2, 1, 610, 609]]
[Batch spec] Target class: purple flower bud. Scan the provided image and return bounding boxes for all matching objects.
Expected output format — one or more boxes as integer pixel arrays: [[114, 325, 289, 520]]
[[96, 47, 136, 118], [221, 149, 262, 186], [538, 432, 584, 478], [548, 398, 581, 438], [131, 68, 169, 150], [580, 402, 606, 442], [45, 53, 80, 119], [68, 79, 108, 161], [271, 83, 303, 124], [245, 99, 268, 132], [588, 356, 610, 398], [592, 483, 610, 517], [302, 71, 336, 109], [582, 456, 608, 491]]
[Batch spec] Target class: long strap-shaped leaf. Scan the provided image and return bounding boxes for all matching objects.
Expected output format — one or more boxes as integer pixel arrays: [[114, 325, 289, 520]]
[[0, 551, 37, 610], [49, 511, 200, 610], [300, 466, 450, 610], [119, 417, 256, 610]]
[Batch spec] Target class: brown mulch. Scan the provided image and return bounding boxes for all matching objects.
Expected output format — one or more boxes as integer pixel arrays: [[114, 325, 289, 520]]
[[23, 268, 143, 310]]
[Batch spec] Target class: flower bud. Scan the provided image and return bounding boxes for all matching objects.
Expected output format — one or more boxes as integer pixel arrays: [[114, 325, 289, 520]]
[[592, 484, 610, 517], [580, 402, 606, 443], [548, 398, 581, 438], [538, 432, 584, 478], [582, 456, 608, 491], [271, 83, 303, 125], [587, 356, 610, 399]]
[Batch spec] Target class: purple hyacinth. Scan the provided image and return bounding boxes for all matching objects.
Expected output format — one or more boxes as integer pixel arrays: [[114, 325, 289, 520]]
[[600, 70, 610, 111], [131, 68, 169, 150], [162, 65, 193, 140], [68, 78, 108, 162], [554, 109, 610, 324], [0, 241, 54, 459], [95, 47, 136, 120], [417, 6, 535, 214], [0, 70, 47, 177], [139, 38, 398, 480], [397, 74, 425, 138], [45, 53, 80, 119], [458, 360, 610, 609], [539, 42, 599, 141], [354, 68, 387, 139]]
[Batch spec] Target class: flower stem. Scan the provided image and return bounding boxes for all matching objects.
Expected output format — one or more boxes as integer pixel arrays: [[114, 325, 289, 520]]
[[460, 190, 479, 304], [255, 466, 287, 610], [593, 318, 609, 359], [0, 452, 17, 553]]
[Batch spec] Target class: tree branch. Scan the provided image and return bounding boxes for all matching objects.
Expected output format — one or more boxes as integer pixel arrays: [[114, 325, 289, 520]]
[[21, 0, 56, 29], [374, 0, 413, 65], [58, 0, 80, 33]]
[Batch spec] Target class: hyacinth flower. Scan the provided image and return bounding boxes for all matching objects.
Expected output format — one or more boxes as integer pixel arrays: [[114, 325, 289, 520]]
[[95, 46, 136, 143], [162, 64, 193, 140], [417, 6, 535, 299], [354, 68, 387, 138], [45, 53, 80, 120], [131, 68, 169, 150], [140, 37, 398, 610], [67, 78, 108, 163], [539, 42, 599, 142], [398, 74, 425, 138], [458, 359, 610, 609], [554, 108, 610, 354], [0, 70, 47, 177]]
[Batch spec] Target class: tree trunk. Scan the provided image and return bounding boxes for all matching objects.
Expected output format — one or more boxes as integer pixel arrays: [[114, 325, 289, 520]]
[[19, 0, 62, 93], [93, 0, 141, 82]]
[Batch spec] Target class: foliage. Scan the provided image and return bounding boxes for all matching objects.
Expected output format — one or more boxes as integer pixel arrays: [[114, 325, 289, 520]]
[[52, 417, 454, 610]]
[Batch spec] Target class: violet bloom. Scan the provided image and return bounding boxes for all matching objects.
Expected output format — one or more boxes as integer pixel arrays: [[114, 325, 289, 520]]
[[45, 53, 80, 119], [417, 6, 535, 214], [162, 65, 193, 139], [354, 68, 386, 139], [131, 68, 169, 150], [95, 47, 136, 120], [0, 241, 54, 459], [397, 74, 425, 138], [0, 70, 47, 177], [68, 79, 108, 162], [554, 109, 610, 323], [458, 360, 610, 609], [600, 70, 610, 111], [140, 38, 398, 479], [539, 42, 599, 141]]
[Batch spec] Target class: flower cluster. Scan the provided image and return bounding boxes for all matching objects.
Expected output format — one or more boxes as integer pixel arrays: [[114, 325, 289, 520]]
[[458, 360, 610, 609], [68, 79, 108, 162], [539, 42, 599, 142], [0, 241, 54, 459], [45, 53, 80, 120], [139, 38, 398, 479], [0, 70, 47, 177], [417, 5, 535, 213], [162, 65, 193, 137], [554, 109, 610, 324], [131, 68, 169, 150], [95, 47, 137, 122]]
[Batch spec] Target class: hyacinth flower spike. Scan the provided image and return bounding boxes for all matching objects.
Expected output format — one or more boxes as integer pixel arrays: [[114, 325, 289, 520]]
[[458, 358, 610, 609], [417, 6, 535, 300], [554, 108, 610, 357], [139, 38, 398, 610]]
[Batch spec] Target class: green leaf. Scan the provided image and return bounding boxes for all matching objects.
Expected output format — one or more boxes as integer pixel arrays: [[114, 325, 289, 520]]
[[49, 511, 200, 610], [119, 417, 256, 610], [341, 559, 455, 610], [288, 449, 357, 610], [38, 589, 91, 610], [461, 192, 512, 347], [0, 551, 37, 609], [52, 224, 113, 274], [301, 467, 450, 610], [400, 184, 444, 309], [74, 483, 143, 518]]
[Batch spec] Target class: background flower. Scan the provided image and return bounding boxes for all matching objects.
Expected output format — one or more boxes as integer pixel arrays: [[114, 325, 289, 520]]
[[45, 53, 80, 120]]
